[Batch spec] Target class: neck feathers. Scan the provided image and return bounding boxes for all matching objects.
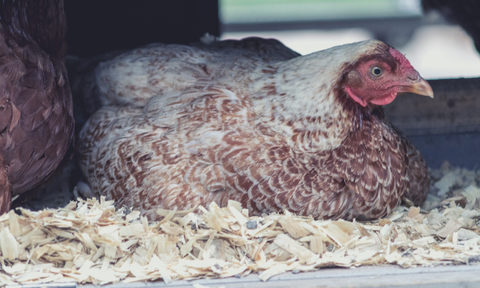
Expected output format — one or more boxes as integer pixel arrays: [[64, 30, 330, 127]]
[[248, 41, 378, 152], [250, 41, 378, 151]]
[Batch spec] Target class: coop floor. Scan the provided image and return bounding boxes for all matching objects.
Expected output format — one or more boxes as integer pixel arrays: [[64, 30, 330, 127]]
[[79, 265, 480, 288]]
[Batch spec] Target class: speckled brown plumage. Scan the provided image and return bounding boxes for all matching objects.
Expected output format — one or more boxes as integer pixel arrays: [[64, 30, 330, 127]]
[[0, 0, 74, 214], [78, 38, 430, 220]]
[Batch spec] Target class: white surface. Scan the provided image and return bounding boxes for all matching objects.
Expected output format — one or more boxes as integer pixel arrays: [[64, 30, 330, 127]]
[[222, 25, 480, 79], [81, 264, 480, 288]]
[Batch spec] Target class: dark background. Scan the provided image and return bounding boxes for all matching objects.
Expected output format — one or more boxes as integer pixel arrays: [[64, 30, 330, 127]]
[[65, 0, 220, 57]]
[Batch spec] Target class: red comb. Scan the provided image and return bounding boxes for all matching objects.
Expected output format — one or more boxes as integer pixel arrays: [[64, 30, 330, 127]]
[[388, 47, 413, 69]]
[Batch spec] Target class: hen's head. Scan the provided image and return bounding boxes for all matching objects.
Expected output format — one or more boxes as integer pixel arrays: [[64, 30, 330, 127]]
[[341, 40, 433, 107]]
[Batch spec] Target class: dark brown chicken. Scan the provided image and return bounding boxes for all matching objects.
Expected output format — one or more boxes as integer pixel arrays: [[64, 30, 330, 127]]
[[78, 38, 431, 220], [0, 0, 74, 213]]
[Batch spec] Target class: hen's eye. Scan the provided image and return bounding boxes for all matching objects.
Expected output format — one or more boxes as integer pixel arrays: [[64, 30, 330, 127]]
[[371, 66, 383, 77]]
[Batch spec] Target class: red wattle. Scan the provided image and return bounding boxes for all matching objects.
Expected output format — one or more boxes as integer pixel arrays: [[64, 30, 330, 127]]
[[346, 87, 398, 106], [345, 87, 367, 107], [370, 92, 397, 106]]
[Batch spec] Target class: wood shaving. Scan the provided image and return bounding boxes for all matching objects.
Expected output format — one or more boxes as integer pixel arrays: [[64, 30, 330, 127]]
[[0, 162, 479, 286]]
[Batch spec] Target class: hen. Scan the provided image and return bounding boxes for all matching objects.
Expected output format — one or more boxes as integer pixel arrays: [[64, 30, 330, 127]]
[[78, 38, 432, 220], [0, 0, 75, 213]]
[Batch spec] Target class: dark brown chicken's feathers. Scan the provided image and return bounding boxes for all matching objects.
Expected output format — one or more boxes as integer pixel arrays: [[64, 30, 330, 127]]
[[0, 0, 74, 213]]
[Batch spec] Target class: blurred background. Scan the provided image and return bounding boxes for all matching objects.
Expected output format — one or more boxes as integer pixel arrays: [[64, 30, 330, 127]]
[[220, 0, 480, 79], [65, 0, 480, 80]]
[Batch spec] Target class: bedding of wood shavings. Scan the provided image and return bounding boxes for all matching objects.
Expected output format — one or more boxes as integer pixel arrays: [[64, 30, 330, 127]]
[[0, 163, 479, 286]]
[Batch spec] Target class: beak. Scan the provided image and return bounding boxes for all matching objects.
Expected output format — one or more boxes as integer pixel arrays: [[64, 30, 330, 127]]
[[398, 77, 434, 98]]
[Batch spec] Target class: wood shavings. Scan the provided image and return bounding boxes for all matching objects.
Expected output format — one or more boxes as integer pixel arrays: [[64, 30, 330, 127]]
[[434, 172, 459, 196], [462, 186, 480, 210], [436, 219, 463, 238], [0, 164, 479, 286], [258, 263, 288, 281]]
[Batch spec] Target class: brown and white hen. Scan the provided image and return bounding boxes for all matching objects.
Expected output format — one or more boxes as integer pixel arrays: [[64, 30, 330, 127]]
[[78, 38, 432, 220]]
